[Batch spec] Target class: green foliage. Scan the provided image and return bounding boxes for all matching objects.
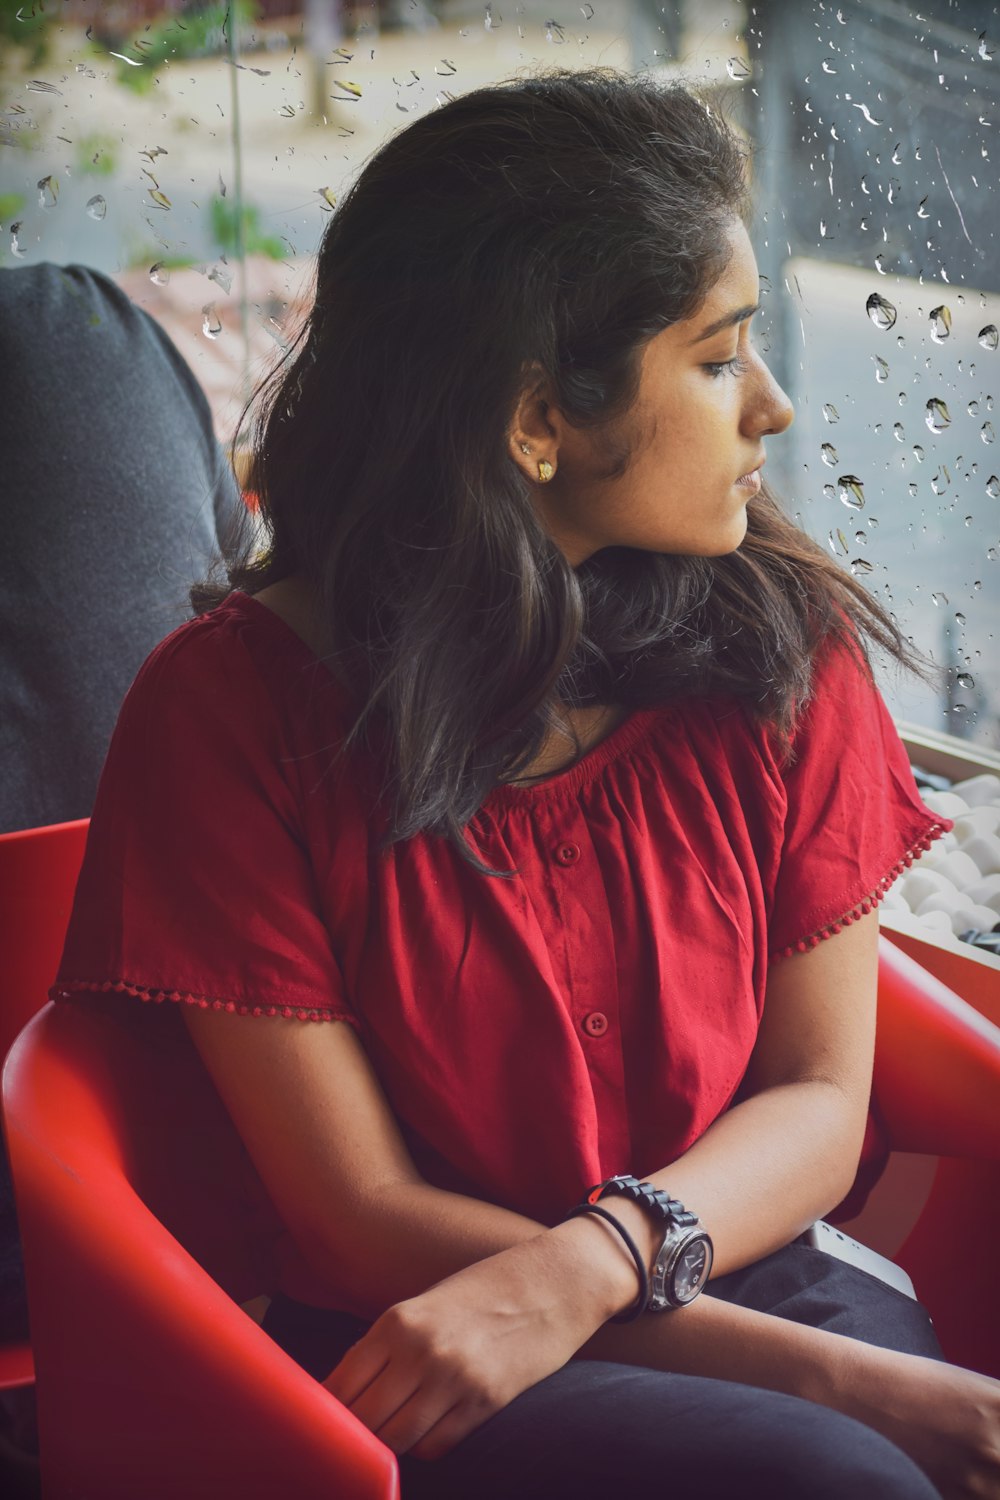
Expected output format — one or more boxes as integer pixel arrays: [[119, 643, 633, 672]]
[[209, 194, 284, 261], [74, 133, 118, 178], [108, 1, 259, 95], [0, 0, 51, 69], [0, 191, 25, 221]]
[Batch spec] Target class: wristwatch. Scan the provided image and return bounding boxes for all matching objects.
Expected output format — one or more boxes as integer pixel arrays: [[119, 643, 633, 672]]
[[588, 1175, 714, 1311]]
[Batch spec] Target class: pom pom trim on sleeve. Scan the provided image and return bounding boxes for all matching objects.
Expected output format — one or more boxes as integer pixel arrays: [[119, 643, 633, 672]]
[[767, 819, 951, 965], [49, 977, 357, 1026]]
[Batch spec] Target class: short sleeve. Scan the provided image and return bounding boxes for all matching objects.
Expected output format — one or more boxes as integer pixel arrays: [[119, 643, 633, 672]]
[[52, 612, 358, 1025], [767, 632, 953, 963]]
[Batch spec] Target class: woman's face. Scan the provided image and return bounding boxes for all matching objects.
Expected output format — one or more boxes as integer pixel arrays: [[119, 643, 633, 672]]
[[512, 220, 794, 566]]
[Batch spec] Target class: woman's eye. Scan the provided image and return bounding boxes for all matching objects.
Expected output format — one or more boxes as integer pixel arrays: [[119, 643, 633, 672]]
[[704, 353, 750, 379]]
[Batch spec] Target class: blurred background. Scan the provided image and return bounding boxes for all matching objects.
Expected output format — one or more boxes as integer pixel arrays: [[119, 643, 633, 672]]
[[1, 0, 997, 744]]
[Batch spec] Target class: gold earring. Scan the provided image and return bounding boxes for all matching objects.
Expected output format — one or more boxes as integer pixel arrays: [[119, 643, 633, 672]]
[[537, 459, 554, 482]]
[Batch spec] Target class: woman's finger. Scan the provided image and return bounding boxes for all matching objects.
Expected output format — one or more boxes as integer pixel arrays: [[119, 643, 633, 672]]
[[322, 1334, 390, 1409], [408, 1395, 497, 1462], [374, 1390, 466, 1456]]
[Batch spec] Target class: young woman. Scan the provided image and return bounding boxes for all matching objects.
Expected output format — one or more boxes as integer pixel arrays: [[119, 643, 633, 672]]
[[54, 69, 999, 1499]]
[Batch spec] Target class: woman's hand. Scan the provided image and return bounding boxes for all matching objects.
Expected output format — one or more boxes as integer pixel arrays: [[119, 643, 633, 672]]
[[323, 1216, 634, 1460], [832, 1343, 1000, 1500]]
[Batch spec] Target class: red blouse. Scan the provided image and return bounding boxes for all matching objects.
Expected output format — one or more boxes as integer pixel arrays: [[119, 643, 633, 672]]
[[54, 591, 949, 1236]]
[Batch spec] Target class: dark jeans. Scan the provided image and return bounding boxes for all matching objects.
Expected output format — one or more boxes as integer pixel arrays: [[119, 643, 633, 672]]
[[262, 1244, 944, 1499]]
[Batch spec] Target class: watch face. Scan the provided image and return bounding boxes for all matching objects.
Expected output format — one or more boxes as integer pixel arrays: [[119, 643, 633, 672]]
[[672, 1234, 713, 1304]]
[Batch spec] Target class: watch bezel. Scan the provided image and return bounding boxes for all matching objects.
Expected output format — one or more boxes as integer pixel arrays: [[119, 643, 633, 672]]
[[649, 1225, 714, 1310]]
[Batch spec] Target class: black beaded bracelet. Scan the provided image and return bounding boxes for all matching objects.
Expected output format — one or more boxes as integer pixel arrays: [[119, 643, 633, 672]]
[[566, 1202, 649, 1323]]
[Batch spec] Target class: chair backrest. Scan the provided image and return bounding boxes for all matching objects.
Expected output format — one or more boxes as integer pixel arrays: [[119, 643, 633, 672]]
[[0, 819, 89, 1062], [2, 1002, 399, 1500]]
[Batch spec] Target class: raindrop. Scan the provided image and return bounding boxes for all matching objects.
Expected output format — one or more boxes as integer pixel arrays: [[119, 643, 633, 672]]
[[893, 422, 905, 441], [898, 391, 908, 406], [874, 254, 888, 275], [149, 189, 171, 211], [931, 592, 948, 606], [867, 516, 879, 529], [987, 475, 1000, 498], [207, 265, 232, 294], [908, 482, 919, 497], [929, 305, 951, 341], [828, 528, 850, 556], [913, 446, 925, 462], [85, 194, 107, 221], [10, 222, 25, 259], [979, 324, 999, 350], [726, 56, 751, 80], [873, 355, 889, 382], [850, 558, 874, 575], [931, 469, 948, 495], [26, 78, 61, 94], [201, 304, 222, 339], [979, 31, 994, 61], [838, 475, 865, 509], [855, 530, 867, 545], [969, 400, 980, 416], [925, 398, 951, 434], [821, 442, 839, 466], [982, 422, 996, 444], [823, 484, 836, 502], [821, 58, 837, 73], [149, 262, 170, 285], [866, 292, 897, 330], [955, 611, 966, 625], [36, 174, 58, 208], [957, 671, 975, 690], [917, 197, 930, 218], [891, 143, 903, 165], [887, 178, 900, 203], [822, 402, 839, 423], [484, 3, 501, 28]]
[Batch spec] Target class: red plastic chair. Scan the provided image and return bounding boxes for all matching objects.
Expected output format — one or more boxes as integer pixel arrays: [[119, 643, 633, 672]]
[[1, 936, 997, 1495], [2, 999, 399, 1500], [0, 818, 89, 1394]]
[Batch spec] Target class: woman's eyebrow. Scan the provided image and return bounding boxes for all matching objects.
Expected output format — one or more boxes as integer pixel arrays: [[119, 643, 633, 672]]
[[689, 302, 761, 344]]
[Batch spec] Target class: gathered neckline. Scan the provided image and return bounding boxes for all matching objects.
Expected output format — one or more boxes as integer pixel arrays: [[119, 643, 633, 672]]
[[228, 589, 663, 801]]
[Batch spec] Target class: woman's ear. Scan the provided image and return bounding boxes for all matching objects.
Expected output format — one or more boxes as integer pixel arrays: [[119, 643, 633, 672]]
[[507, 365, 560, 484]]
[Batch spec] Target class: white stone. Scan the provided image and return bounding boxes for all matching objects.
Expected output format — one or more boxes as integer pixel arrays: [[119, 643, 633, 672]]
[[925, 849, 984, 889], [950, 773, 1000, 808], [953, 806, 1000, 842], [964, 873, 1000, 912], [915, 889, 965, 918], [900, 868, 958, 909], [920, 789, 970, 819], [960, 833, 1000, 878], [965, 903, 1000, 934], [916, 908, 955, 934]]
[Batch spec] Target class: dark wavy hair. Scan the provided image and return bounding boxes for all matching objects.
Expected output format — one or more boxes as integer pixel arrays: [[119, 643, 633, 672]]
[[196, 66, 933, 870]]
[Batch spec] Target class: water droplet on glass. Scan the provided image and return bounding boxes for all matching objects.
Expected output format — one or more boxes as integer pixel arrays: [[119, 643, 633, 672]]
[[931, 592, 948, 606], [969, 400, 980, 416], [36, 174, 58, 208], [828, 529, 850, 556], [821, 442, 839, 467], [982, 422, 996, 444], [874, 254, 888, 275], [866, 292, 897, 330], [850, 558, 874, 575], [957, 671, 975, 690], [917, 196, 930, 219], [908, 481, 918, 497], [929, 305, 951, 341], [823, 483, 836, 502], [201, 304, 222, 340], [854, 530, 867, 545], [10, 222, 26, 259], [891, 142, 902, 164], [931, 469, 948, 495], [925, 398, 951, 434], [821, 58, 837, 74], [207, 265, 232, 294], [726, 56, 751, 80], [149, 189, 171, 211], [913, 444, 925, 462], [867, 516, 879, 529], [979, 31, 994, 61], [872, 356, 889, 384], [149, 262, 170, 285], [987, 475, 1000, 498], [85, 194, 107, 221], [838, 475, 865, 509], [898, 391, 907, 406], [979, 324, 999, 351], [484, 3, 500, 29], [822, 403, 839, 423], [955, 611, 966, 625]]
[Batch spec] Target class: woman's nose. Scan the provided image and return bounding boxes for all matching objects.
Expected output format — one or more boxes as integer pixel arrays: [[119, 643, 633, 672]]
[[745, 356, 794, 437]]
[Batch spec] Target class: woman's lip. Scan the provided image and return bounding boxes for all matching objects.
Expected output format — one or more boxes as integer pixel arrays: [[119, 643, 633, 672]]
[[735, 468, 762, 490]]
